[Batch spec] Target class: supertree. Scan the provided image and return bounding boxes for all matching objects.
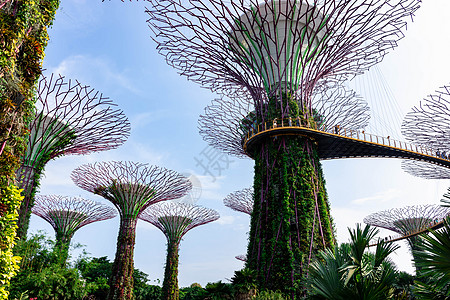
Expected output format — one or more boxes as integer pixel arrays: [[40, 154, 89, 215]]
[[1, 2, 60, 295], [31, 195, 117, 264], [15, 73, 130, 239], [199, 83, 370, 158], [224, 187, 254, 215], [71, 161, 192, 300], [224, 188, 254, 263], [364, 205, 450, 268], [147, 0, 420, 294], [402, 84, 450, 179], [139, 202, 219, 300]]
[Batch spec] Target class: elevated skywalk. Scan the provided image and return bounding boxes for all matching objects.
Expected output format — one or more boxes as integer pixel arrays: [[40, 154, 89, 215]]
[[242, 119, 450, 168]]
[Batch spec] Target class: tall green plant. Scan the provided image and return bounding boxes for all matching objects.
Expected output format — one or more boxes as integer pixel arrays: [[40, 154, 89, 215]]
[[413, 217, 450, 299], [309, 224, 399, 300]]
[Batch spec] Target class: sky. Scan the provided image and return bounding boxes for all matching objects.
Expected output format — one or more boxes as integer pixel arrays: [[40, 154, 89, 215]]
[[29, 0, 450, 287]]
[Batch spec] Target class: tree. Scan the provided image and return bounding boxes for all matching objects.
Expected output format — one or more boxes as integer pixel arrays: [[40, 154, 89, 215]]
[[8, 233, 86, 300], [309, 224, 399, 300]]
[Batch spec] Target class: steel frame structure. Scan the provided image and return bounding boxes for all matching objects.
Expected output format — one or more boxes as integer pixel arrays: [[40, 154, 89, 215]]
[[402, 85, 450, 179], [147, 0, 420, 294], [71, 161, 191, 300], [224, 187, 254, 215], [32, 195, 116, 263], [364, 204, 450, 267], [15, 73, 130, 239], [139, 202, 219, 300], [199, 84, 370, 158]]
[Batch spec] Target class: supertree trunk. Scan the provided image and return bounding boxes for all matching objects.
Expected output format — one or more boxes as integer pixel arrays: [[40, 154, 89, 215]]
[[54, 231, 73, 266], [247, 135, 334, 296], [108, 216, 137, 300], [161, 240, 180, 300]]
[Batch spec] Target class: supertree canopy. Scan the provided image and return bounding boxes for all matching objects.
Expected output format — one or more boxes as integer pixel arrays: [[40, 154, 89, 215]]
[[139, 202, 219, 300], [199, 83, 370, 158], [32, 195, 117, 264], [147, 0, 420, 295], [15, 74, 130, 239], [364, 204, 450, 267], [401, 160, 450, 180], [224, 187, 254, 215], [71, 161, 191, 300], [402, 84, 450, 179]]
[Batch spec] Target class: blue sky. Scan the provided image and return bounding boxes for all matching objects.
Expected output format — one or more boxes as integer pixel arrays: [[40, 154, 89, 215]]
[[31, 0, 450, 287]]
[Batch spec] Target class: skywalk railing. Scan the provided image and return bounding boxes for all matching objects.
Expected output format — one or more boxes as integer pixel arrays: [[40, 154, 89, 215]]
[[242, 118, 448, 161]]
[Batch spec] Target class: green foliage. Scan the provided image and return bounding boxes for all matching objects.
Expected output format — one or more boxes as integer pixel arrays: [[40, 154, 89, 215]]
[[255, 290, 289, 300], [0, 185, 22, 299], [204, 281, 233, 299], [308, 224, 399, 300], [179, 285, 207, 300], [413, 217, 450, 299], [9, 233, 85, 299], [0, 1, 60, 296], [76, 255, 160, 300]]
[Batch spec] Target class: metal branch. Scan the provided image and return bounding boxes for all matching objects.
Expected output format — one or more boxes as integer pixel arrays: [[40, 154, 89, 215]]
[[364, 204, 450, 236], [139, 202, 219, 242], [147, 0, 419, 118], [401, 160, 450, 179], [32, 195, 117, 238], [198, 84, 370, 157], [224, 187, 254, 215], [403, 84, 450, 152], [71, 161, 192, 217], [16, 73, 131, 194]]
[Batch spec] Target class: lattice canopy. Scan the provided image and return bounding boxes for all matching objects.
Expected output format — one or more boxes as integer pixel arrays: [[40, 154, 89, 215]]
[[16, 73, 130, 193], [199, 83, 370, 157], [32, 195, 117, 241], [224, 187, 254, 215], [71, 161, 192, 219], [403, 85, 450, 152], [148, 0, 419, 121], [139, 202, 219, 242], [364, 204, 450, 236], [401, 160, 450, 180]]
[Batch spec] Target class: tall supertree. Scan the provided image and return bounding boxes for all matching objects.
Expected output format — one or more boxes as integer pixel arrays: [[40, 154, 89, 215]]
[[15, 74, 130, 238], [364, 205, 450, 268], [402, 84, 450, 179], [71, 161, 192, 300], [1, 3, 60, 295], [147, 0, 420, 295], [139, 202, 219, 300], [224, 187, 254, 216], [31, 195, 117, 264]]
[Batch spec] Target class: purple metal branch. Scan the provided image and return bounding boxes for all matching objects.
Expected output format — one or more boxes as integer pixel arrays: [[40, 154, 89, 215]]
[[71, 161, 192, 217], [223, 187, 254, 215], [199, 84, 370, 158], [401, 160, 450, 179], [403, 84, 450, 151], [364, 204, 450, 236], [148, 0, 419, 120], [32, 195, 117, 237], [139, 201, 219, 242]]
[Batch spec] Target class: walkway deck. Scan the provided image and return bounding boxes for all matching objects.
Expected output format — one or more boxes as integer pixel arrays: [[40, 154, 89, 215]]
[[242, 120, 450, 168]]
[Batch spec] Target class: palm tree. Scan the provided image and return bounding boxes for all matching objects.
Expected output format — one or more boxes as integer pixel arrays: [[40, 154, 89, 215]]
[[309, 224, 399, 300], [413, 217, 450, 299]]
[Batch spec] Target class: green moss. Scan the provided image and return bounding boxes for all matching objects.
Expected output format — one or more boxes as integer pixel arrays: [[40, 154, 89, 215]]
[[246, 93, 334, 298]]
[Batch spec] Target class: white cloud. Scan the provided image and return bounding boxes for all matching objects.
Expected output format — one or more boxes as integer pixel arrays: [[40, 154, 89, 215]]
[[47, 55, 140, 95], [351, 188, 403, 205], [215, 215, 235, 225]]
